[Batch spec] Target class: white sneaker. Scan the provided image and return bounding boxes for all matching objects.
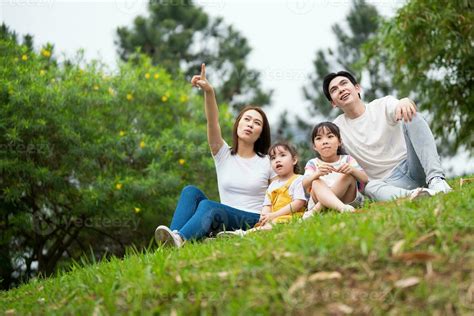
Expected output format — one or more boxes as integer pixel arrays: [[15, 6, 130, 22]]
[[154, 225, 184, 248], [302, 209, 315, 220], [216, 229, 246, 238], [339, 204, 355, 213], [410, 187, 436, 201], [428, 177, 452, 194]]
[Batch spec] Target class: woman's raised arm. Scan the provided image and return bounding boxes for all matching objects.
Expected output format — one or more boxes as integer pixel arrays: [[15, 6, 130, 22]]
[[191, 63, 224, 155]]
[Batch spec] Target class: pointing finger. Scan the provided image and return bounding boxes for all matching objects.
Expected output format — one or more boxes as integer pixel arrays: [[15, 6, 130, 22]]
[[201, 63, 206, 80]]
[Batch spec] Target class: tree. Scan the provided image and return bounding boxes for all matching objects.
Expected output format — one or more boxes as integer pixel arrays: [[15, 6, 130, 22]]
[[363, 0, 474, 154], [115, 0, 272, 111], [303, 0, 391, 120], [0, 24, 233, 289]]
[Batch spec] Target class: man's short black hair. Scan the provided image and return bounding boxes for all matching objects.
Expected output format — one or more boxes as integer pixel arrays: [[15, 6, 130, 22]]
[[323, 71, 359, 101]]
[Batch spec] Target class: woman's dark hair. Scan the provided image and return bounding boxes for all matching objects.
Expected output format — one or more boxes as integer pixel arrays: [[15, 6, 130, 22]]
[[322, 71, 360, 101], [268, 142, 301, 174], [231, 106, 271, 157], [311, 121, 347, 157]]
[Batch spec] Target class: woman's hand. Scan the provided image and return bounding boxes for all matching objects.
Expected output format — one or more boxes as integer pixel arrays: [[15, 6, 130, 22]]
[[191, 63, 213, 93]]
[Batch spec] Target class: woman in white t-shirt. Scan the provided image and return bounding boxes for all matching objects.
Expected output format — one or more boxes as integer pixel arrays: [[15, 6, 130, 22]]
[[155, 64, 274, 247]]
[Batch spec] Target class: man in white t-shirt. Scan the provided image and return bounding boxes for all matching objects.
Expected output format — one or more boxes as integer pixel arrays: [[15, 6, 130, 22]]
[[322, 71, 451, 201]]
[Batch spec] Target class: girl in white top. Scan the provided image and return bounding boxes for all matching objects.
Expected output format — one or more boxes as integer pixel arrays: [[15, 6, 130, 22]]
[[155, 64, 274, 247], [302, 122, 368, 218]]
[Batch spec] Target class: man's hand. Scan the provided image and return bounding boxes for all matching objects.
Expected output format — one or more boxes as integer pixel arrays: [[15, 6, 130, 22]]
[[395, 98, 417, 122]]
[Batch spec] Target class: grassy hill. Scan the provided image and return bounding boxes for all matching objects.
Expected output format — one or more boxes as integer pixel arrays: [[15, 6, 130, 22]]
[[1, 179, 473, 315]]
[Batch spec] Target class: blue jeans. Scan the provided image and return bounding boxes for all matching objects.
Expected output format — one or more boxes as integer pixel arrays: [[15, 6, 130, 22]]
[[364, 114, 445, 201], [169, 185, 260, 241]]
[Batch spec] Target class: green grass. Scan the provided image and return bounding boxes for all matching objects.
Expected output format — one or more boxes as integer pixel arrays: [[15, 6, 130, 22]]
[[1, 180, 473, 315]]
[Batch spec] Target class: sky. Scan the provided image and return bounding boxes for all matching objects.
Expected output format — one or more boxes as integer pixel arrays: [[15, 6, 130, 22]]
[[1, 0, 473, 176]]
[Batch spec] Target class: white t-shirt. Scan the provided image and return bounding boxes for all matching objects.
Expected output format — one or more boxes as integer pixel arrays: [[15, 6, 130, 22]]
[[263, 175, 307, 206], [213, 142, 275, 214], [333, 96, 407, 181]]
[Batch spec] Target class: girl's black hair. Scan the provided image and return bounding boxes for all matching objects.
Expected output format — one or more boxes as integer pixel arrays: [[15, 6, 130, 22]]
[[268, 142, 301, 174], [311, 122, 347, 157]]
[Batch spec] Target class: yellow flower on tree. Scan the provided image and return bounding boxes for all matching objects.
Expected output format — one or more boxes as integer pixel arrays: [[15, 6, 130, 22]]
[[178, 159, 186, 165], [108, 87, 115, 95], [115, 183, 123, 190], [93, 85, 99, 91], [41, 49, 51, 58], [134, 207, 141, 214], [21, 54, 28, 61], [119, 130, 125, 137], [154, 73, 160, 80], [145, 73, 151, 79], [161, 95, 168, 102], [140, 140, 145, 148], [40, 70, 46, 76], [179, 95, 188, 103], [126, 93, 133, 101]]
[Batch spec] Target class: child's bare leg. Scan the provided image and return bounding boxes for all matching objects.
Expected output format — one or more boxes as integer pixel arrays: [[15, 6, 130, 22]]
[[330, 174, 357, 204], [313, 202, 323, 213], [312, 177, 354, 212], [309, 191, 323, 212]]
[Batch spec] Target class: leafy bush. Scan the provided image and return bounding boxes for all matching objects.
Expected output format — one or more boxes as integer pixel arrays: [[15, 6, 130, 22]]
[[0, 24, 233, 289]]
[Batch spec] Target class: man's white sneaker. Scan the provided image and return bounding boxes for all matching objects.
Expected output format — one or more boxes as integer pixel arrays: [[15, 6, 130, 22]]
[[154, 225, 184, 248], [410, 187, 436, 201], [428, 177, 452, 194]]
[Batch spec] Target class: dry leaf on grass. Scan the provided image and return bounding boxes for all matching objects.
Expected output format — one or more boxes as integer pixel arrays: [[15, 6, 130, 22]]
[[327, 303, 354, 314], [288, 271, 342, 296], [391, 240, 405, 255], [413, 232, 437, 247], [288, 275, 307, 296], [393, 251, 439, 262], [466, 283, 474, 304], [308, 271, 342, 282], [217, 271, 230, 279], [394, 277, 420, 288], [460, 177, 474, 187]]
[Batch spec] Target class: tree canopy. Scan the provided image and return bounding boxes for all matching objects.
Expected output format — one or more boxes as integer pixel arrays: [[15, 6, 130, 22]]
[[0, 24, 233, 289], [363, 0, 473, 153], [115, 0, 272, 111]]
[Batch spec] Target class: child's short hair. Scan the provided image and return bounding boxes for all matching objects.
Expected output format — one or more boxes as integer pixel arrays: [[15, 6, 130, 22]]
[[311, 122, 347, 157], [268, 142, 301, 174]]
